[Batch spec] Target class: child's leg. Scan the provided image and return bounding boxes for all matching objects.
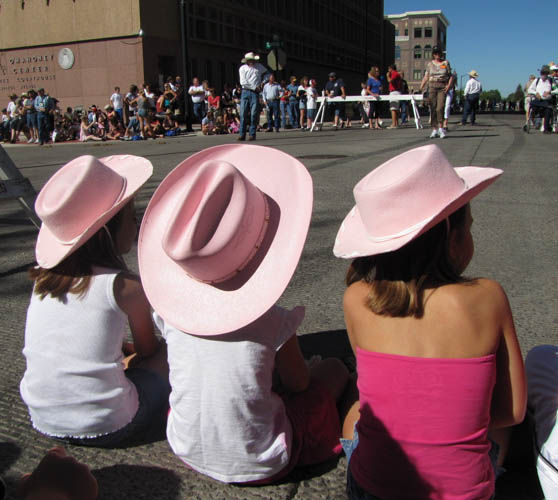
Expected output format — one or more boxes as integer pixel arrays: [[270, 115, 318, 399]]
[[310, 358, 348, 401]]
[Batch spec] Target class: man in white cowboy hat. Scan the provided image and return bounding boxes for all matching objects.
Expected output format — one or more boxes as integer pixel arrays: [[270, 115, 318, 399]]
[[238, 51, 269, 141], [461, 70, 482, 126]]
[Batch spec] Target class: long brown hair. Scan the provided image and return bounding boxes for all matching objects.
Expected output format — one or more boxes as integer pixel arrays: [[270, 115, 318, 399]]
[[29, 207, 129, 301], [345, 205, 471, 318]]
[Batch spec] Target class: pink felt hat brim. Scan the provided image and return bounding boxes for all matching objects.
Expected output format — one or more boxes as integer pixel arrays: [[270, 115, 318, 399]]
[[334, 166, 502, 259], [138, 144, 313, 336], [35, 155, 153, 269]]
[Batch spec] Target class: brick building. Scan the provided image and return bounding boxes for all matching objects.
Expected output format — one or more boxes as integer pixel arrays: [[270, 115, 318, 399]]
[[384, 10, 449, 92], [0, 0, 394, 109]]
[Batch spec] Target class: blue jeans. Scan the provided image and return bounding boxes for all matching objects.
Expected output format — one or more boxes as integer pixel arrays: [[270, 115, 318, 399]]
[[287, 100, 299, 128], [400, 101, 408, 122], [37, 112, 49, 144], [239, 89, 259, 138], [266, 100, 280, 130], [192, 102, 203, 123], [462, 94, 480, 124], [280, 100, 288, 129]]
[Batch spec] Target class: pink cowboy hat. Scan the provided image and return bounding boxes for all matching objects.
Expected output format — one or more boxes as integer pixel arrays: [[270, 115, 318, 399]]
[[334, 145, 502, 259], [138, 144, 313, 336], [35, 155, 153, 268]]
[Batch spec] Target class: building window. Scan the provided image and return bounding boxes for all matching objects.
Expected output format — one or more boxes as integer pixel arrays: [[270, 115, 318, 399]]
[[413, 69, 422, 80], [395, 46, 401, 59], [413, 45, 421, 59], [196, 19, 206, 39], [394, 28, 399, 36], [414, 27, 422, 38], [404, 28, 408, 36], [425, 27, 432, 37], [423, 45, 432, 59]]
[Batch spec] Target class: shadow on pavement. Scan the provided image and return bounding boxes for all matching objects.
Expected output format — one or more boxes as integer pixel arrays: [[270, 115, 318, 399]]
[[93, 464, 182, 500]]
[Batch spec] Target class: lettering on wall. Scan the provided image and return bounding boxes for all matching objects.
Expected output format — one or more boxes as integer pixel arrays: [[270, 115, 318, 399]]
[[9, 54, 54, 75]]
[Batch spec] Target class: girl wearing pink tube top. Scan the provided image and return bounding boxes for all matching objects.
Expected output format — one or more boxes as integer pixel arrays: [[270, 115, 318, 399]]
[[333, 145, 527, 500]]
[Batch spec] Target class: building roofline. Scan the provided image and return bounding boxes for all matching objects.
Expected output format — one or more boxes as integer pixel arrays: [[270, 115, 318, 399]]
[[385, 10, 449, 27]]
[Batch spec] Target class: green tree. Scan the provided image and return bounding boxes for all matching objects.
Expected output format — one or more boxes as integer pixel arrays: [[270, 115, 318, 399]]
[[480, 89, 502, 103]]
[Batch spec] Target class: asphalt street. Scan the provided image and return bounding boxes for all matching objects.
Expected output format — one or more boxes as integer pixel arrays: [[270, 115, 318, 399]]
[[0, 114, 555, 499]]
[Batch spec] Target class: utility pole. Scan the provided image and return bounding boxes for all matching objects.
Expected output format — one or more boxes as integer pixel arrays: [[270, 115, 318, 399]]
[[179, 0, 193, 132]]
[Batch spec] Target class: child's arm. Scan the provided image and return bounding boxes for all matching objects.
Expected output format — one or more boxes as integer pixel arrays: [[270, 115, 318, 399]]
[[275, 335, 310, 394], [113, 273, 160, 359], [488, 280, 527, 429]]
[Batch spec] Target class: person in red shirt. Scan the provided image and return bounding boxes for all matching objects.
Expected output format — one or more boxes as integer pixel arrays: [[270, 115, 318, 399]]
[[207, 88, 221, 113], [387, 64, 402, 129]]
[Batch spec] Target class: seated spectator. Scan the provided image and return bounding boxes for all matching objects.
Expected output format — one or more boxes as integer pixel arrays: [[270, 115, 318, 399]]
[[106, 112, 125, 141], [21, 155, 169, 449], [336, 145, 525, 500], [149, 110, 165, 138], [201, 110, 215, 135], [162, 110, 181, 135], [214, 114, 228, 134], [207, 88, 221, 113], [526, 345, 558, 500], [224, 108, 240, 134], [79, 116, 103, 142], [527, 65, 554, 134], [221, 83, 234, 109]]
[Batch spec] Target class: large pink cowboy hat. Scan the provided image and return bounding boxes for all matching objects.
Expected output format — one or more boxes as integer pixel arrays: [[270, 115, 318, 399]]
[[334, 145, 502, 259], [138, 144, 313, 336], [35, 155, 153, 268]]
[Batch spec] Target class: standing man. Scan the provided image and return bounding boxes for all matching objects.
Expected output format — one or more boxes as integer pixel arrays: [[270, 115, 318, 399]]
[[387, 64, 402, 129], [188, 77, 205, 124], [238, 51, 268, 141], [262, 73, 281, 133], [286, 76, 300, 129], [461, 70, 482, 126], [34, 88, 50, 146], [110, 87, 124, 123], [324, 72, 346, 130]]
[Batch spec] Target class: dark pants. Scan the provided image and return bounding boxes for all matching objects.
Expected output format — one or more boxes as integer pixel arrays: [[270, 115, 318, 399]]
[[266, 100, 280, 130], [530, 100, 553, 132], [192, 102, 203, 123], [239, 89, 259, 138], [37, 112, 49, 144], [287, 101, 299, 128], [462, 94, 480, 125]]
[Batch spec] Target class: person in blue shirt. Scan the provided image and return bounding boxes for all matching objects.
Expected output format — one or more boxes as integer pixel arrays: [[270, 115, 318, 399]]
[[34, 88, 51, 145], [286, 76, 300, 129], [366, 67, 383, 129]]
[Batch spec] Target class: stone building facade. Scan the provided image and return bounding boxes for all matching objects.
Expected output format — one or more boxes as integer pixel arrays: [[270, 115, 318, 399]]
[[384, 10, 449, 92]]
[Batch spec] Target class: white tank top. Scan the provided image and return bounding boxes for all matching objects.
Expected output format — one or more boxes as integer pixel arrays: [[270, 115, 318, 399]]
[[20, 267, 138, 438]]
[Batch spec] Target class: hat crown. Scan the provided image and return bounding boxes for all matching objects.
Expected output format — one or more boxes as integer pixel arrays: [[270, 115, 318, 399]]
[[162, 160, 268, 283], [354, 145, 466, 239], [35, 155, 126, 243]]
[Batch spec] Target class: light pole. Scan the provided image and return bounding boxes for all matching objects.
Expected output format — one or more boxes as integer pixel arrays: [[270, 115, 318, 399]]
[[460, 74, 468, 92], [179, 0, 193, 131]]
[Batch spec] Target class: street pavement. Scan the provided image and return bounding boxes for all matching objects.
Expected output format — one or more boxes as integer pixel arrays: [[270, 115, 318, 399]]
[[0, 115, 555, 499]]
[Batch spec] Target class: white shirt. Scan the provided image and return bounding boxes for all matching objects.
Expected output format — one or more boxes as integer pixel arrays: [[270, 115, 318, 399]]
[[526, 346, 558, 500], [239, 62, 268, 91], [20, 268, 138, 438], [157, 305, 304, 483], [262, 81, 281, 102], [188, 85, 205, 103], [528, 77, 552, 100], [306, 86, 318, 109], [110, 92, 123, 110], [464, 78, 482, 96], [7, 101, 17, 118]]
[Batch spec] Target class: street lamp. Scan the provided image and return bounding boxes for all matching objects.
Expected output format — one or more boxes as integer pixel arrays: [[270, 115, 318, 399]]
[[459, 74, 468, 92]]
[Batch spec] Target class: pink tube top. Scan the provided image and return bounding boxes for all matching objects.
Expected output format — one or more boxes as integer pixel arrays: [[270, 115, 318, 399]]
[[351, 348, 496, 500]]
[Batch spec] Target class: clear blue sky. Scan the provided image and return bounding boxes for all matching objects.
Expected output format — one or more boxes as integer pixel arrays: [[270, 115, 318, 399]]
[[384, 1, 557, 96]]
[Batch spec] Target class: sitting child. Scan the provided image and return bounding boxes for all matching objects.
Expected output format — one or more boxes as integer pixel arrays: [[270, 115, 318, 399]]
[[201, 111, 215, 135], [335, 145, 526, 499], [20, 154, 169, 447], [79, 117, 102, 142], [138, 145, 353, 483]]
